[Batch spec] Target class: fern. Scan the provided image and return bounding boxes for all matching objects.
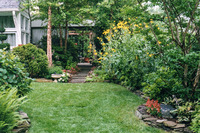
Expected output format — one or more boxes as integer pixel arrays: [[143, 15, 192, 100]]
[[0, 89, 26, 133]]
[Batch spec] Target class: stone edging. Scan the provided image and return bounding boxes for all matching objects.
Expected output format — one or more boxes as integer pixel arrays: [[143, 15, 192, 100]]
[[135, 105, 192, 133], [12, 111, 31, 133]]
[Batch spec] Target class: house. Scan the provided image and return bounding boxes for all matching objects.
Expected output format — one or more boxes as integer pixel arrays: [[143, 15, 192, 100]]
[[0, 0, 30, 49]]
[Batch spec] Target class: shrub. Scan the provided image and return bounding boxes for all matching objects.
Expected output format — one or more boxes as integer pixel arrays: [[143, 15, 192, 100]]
[[12, 43, 48, 78], [0, 89, 26, 133], [0, 43, 10, 50], [142, 67, 183, 102], [0, 49, 32, 96], [45, 66, 63, 79]]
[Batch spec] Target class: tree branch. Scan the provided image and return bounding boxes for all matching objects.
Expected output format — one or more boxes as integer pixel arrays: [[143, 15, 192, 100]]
[[182, 0, 199, 42]]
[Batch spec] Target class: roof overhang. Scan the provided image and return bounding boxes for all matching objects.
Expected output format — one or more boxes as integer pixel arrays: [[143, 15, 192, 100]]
[[0, 8, 19, 12]]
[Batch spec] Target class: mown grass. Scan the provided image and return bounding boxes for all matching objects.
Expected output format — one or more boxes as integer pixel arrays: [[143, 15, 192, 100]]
[[22, 82, 165, 133]]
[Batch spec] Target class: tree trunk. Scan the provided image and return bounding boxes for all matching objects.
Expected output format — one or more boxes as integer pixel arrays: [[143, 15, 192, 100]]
[[64, 19, 68, 53], [59, 24, 63, 48], [47, 6, 52, 67], [193, 61, 200, 90], [28, 0, 32, 43]]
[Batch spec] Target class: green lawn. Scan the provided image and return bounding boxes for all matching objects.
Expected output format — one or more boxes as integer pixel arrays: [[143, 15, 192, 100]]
[[22, 82, 165, 133]]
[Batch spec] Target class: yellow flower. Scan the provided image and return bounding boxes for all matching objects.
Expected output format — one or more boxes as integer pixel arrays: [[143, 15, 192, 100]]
[[103, 47, 105, 51], [110, 55, 113, 57], [147, 52, 149, 55], [150, 21, 153, 23], [105, 52, 108, 55], [98, 61, 101, 63], [157, 27, 160, 30], [136, 56, 138, 60], [88, 50, 91, 52], [100, 52, 103, 55], [94, 52, 97, 55], [139, 23, 142, 26], [158, 41, 161, 44], [98, 57, 102, 60], [3, 52, 6, 55], [112, 48, 116, 52], [102, 43, 106, 46], [149, 54, 153, 57], [145, 25, 149, 28]]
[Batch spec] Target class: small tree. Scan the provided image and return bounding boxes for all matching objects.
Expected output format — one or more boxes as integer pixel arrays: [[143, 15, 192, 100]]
[[0, 27, 10, 50]]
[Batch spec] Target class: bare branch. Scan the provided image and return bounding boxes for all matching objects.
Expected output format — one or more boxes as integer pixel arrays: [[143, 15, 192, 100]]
[[162, 0, 182, 47], [183, 0, 199, 42]]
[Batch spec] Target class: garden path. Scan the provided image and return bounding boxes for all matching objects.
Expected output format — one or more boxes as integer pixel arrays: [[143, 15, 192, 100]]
[[69, 63, 92, 83]]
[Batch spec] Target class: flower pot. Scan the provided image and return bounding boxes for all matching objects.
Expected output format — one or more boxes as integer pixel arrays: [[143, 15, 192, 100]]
[[84, 57, 90, 63]]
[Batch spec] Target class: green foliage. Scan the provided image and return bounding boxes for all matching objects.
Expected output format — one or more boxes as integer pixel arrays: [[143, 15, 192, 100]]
[[49, 66, 63, 74], [45, 66, 63, 79], [0, 89, 26, 133], [12, 43, 48, 78], [39, 35, 79, 68], [0, 35, 7, 41], [99, 22, 154, 89], [0, 27, 5, 32], [0, 50, 32, 96], [173, 102, 198, 123], [0, 43, 10, 51], [191, 104, 200, 133], [142, 67, 183, 102]]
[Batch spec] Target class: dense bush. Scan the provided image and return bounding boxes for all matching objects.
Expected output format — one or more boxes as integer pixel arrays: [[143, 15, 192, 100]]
[[0, 89, 26, 133], [0, 49, 32, 96], [38, 35, 79, 68], [0, 43, 10, 50], [12, 43, 48, 78], [142, 67, 183, 102]]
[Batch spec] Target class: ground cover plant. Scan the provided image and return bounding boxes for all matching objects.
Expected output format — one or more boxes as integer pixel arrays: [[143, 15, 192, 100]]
[[21, 82, 165, 133]]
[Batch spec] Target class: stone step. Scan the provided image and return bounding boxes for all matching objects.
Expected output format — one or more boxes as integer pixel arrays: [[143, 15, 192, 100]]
[[70, 79, 86, 83], [71, 77, 86, 79]]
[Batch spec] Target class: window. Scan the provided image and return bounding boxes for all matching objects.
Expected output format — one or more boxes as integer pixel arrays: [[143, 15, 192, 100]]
[[26, 33, 29, 44], [21, 15, 24, 30], [25, 18, 29, 31], [4, 34, 16, 46], [0, 16, 15, 28]]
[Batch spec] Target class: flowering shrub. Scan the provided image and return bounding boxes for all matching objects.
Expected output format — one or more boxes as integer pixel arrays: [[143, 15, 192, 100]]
[[97, 20, 154, 89], [58, 73, 71, 83], [146, 99, 162, 117]]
